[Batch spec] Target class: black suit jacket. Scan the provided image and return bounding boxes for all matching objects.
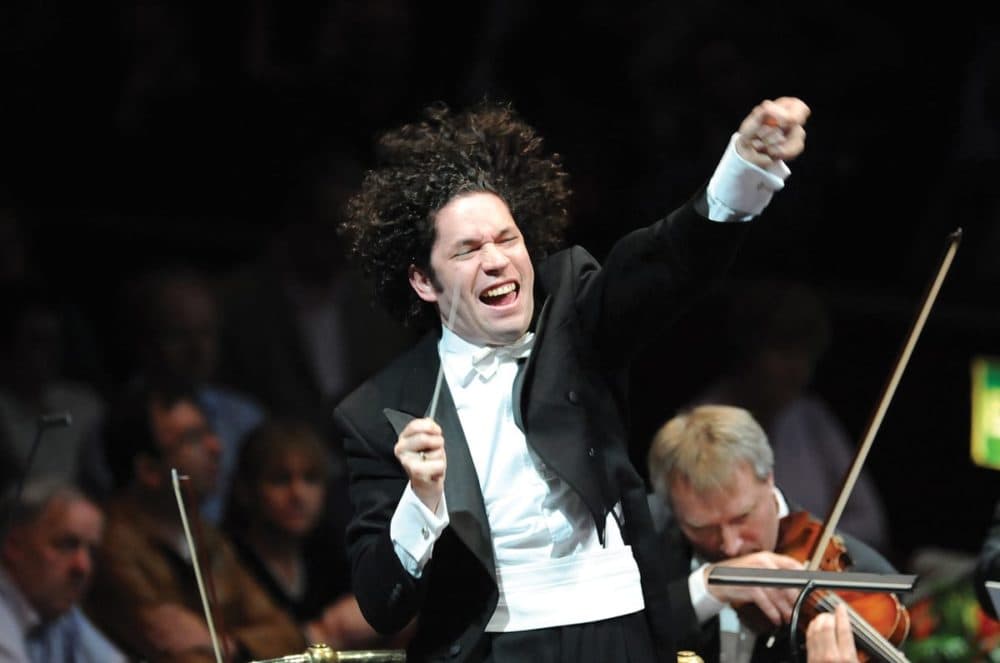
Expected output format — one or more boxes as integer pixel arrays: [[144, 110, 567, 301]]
[[333, 190, 749, 662], [653, 497, 898, 663]]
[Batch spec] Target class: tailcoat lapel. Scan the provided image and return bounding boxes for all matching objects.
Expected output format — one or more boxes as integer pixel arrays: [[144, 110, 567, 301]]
[[382, 333, 496, 582]]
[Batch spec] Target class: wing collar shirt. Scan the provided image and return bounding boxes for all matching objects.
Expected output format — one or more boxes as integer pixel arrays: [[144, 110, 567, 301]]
[[389, 136, 793, 630]]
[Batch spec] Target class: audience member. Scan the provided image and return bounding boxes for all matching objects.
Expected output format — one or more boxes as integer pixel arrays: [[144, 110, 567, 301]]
[[0, 282, 104, 487], [224, 418, 401, 649], [0, 478, 125, 662], [84, 380, 303, 662], [78, 266, 265, 522]]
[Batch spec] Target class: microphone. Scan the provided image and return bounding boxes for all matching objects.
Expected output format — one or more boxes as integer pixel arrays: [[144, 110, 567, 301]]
[[1, 411, 75, 541]]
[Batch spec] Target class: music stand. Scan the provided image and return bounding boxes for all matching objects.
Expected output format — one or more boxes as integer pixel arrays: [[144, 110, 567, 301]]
[[708, 567, 917, 592], [708, 567, 918, 663]]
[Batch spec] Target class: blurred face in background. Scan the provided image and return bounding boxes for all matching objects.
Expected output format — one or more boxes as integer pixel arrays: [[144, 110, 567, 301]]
[[4, 307, 62, 395], [2, 496, 103, 621], [149, 398, 221, 498], [255, 450, 326, 538], [149, 280, 219, 384]]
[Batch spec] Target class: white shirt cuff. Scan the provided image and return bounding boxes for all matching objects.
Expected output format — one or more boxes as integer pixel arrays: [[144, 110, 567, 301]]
[[390, 483, 449, 577], [689, 563, 728, 623], [706, 133, 791, 221]]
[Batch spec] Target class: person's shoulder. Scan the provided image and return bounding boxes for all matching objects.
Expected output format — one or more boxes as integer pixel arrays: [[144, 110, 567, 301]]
[[0, 576, 24, 632], [66, 606, 129, 662], [334, 331, 436, 419], [784, 394, 840, 421], [0, 598, 28, 661], [198, 384, 266, 420], [538, 245, 595, 273], [100, 496, 157, 550], [837, 526, 896, 573]]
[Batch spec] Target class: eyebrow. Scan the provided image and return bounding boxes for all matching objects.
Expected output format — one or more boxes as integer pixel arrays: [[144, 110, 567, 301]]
[[683, 495, 761, 530], [457, 224, 518, 245]]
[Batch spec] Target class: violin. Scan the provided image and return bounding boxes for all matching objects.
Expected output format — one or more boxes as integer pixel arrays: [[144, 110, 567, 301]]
[[738, 229, 962, 662], [764, 511, 910, 662]]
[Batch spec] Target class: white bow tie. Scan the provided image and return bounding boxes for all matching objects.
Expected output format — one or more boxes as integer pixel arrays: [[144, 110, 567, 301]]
[[466, 332, 535, 383]]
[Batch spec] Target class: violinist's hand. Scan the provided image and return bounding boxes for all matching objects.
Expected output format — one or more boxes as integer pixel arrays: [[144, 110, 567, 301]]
[[735, 97, 810, 168], [395, 417, 446, 512], [806, 603, 860, 663], [704, 551, 805, 626]]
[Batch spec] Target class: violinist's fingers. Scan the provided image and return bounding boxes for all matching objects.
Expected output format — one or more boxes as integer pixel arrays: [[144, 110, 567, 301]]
[[806, 604, 859, 663], [806, 613, 837, 662], [833, 604, 857, 660], [766, 587, 800, 624], [770, 553, 807, 570], [705, 552, 805, 609], [751, 588, 785, 626]]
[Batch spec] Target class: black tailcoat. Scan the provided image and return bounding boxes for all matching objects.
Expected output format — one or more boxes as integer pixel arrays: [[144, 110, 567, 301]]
[[334, 191, 749, 662]]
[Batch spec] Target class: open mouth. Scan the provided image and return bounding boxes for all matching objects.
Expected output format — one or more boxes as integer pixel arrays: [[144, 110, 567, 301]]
[[479, 282, 519, 306]]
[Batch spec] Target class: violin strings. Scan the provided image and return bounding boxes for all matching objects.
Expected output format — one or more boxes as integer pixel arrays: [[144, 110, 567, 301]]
[[808, 592, 907, 663], [812, 594, 894, 659]]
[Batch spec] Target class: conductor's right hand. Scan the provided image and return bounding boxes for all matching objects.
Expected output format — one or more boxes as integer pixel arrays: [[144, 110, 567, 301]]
[[704, 551, 805, 626], [395, 417, 446, 512]]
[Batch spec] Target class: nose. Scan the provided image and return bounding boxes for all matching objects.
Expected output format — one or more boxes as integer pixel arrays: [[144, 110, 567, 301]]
[[719, 525, 743, 558], [205, 432, 223, 459], [71, 546, 93, 577], [480, 242, 510, 271], [289, 477, 309, 502]]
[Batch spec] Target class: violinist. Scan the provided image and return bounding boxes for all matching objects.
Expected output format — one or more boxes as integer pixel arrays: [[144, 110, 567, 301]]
[[647, 405, 896, 663]]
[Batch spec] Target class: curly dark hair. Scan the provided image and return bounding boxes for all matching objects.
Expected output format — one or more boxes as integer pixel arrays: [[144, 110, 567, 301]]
[[340, 100, 572, 327]]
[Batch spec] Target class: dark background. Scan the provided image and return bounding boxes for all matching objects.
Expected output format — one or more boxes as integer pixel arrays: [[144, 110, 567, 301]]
[[2, 1, 998, 569]]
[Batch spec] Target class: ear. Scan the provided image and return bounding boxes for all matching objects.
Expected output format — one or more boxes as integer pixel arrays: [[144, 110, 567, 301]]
[[408, 264, 439, 304], [1, 529, 24, 565]]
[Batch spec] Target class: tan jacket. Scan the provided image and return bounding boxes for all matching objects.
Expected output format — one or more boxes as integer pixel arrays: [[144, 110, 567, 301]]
[[85, 493, 306, 662]]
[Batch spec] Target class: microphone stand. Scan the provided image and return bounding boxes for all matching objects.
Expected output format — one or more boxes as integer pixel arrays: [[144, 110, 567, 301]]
[[1, 411, 72, 540]]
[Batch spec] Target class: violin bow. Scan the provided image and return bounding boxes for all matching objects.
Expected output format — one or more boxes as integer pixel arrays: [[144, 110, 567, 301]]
[[807, 229, 962, 571], [172, 468, 230, 663]]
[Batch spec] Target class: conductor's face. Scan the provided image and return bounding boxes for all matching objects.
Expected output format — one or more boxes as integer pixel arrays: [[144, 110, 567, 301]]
[[410, 192, 535, 346]]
